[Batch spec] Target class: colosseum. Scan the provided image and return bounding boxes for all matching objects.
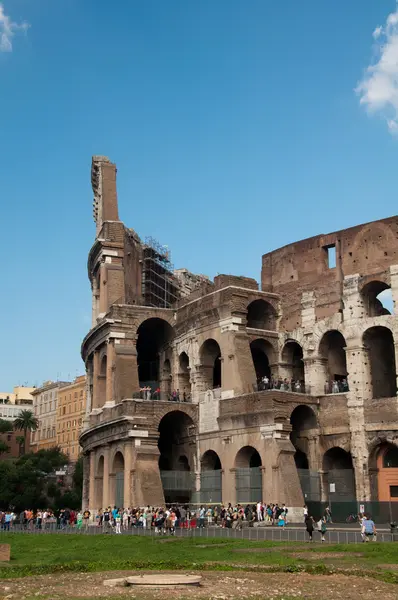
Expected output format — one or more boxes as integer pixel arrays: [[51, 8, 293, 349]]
[[80, 155, 398, 520]]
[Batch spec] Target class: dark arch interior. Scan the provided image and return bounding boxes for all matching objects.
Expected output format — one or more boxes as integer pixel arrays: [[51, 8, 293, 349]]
[[158, 411, 194, 503], [363, 326, 397, 399], [319, 330, 347, 382], [158, 411, 194, 471], [294, 449, 309, 469], [97, 455, 104, 476], [200, 339, 221, 388], [247, 300, 276, 330], [323, 447, 353, 471], [361, 281, 392, 317], [282, 341, 305, 383], [235, 446, 262, 468], [201, 450, 222, 470], [290, 405, 317, 432], [382, 445, 398, 468], [250, 339, 272, 381], [137, 318, 174, 387]]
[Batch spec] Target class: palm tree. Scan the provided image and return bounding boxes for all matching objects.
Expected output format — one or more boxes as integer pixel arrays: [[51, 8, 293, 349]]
[[15, 435, 25, 457], [13, 410, 39, 454]]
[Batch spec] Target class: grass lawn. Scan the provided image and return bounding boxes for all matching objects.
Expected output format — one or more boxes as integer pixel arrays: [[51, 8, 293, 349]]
[[0, 533, 398, 599]]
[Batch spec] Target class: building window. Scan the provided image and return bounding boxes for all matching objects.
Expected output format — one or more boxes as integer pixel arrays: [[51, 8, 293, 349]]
[[324, 244, 336, 269], [63, 406, 66, 415], [390, 486, 398, 498]]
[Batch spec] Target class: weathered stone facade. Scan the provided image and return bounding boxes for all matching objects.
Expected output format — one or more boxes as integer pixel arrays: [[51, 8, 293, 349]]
[[80, 156, 398, 514]]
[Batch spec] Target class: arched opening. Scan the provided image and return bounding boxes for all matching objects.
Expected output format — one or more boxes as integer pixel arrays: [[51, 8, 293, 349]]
[[281, 341, 305, 391], [178, 352, 191, 398], [137, 318, 174, 390], [199, 339, 221, 389], [158, 411, 195, 503], [250, 339, 273, 387], [372, 444, 398, 503], [247, 299, 277, 330], [322, 447, 356, 505], [290, 406, 319, 503], [361, 280, 393, 316], [363, 326, 397, 399], [319, 330, 348, 393], [294, 449, 309, 469], [200, 450, 222, 503], [235, 446, 262, 503], [97, 354, 107, 406], [95, 455, 104, 509], [112, 451, 125, 509]]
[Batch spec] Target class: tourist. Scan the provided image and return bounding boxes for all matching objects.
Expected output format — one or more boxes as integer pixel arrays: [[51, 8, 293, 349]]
[[303, 505, 308, 522], [115, 511, 122, 534], [83, 509, 91, 531], [316, 516, 327, 542], [76, 511, 83, 530], [305, 514, 314, 542], [361, 514, 376, 542]]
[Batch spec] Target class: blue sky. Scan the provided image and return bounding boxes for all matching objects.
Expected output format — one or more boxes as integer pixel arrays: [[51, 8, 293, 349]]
[[0, 0, 397, 389]]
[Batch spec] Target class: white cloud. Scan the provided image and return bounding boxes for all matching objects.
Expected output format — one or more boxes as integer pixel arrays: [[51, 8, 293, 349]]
[[0, 3, 29, 53], [356, 3, 398, 133]]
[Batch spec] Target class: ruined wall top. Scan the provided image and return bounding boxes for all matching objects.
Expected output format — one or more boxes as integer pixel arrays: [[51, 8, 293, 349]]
[[91, 155, 119, 236], [261, 215, 398, 330]]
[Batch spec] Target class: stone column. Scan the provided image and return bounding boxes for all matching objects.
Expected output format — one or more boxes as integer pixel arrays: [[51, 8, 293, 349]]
[[106, 341, 114, 404], [303, 356, 328, 395], [88, 450, 95, 510], [345, 344, 372, 501], [102, 445, 110, 508], [114, 338, 139, 401], [389, 265, 398, 315], [124, 443, 132, 507], [227, 469, 237, 505]]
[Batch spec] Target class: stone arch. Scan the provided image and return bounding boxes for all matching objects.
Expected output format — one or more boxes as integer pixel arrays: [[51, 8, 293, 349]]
[[158, 410, 195, 503], [96, 352, 107, 407], [199, 339, 222, 389], [322, 447, 356, 503], [363, 326, 397, 399], [162, 358, 172, 397], [201, 449, 222, 470], [111, 450, 125, 509], [200, 450, 222, 503], [136, 317, 175, 389], [235, 446, 262, 503], [290, 405, 318, 500], [250, 338, 274, 384], [360, 280, 393, 317], [247, 299, 277, 330], [281, 340, 305, 389], [319, 330, 348, 393], [178, 351, 191, 398]]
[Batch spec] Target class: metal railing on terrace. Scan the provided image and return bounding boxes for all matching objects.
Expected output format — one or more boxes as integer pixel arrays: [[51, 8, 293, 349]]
[[132, 390, 193, 402]]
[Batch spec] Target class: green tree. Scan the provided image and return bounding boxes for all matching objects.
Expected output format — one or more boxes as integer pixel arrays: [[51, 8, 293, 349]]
[[0, 419, 13, 434], [13, 410, 39, 454], [0, 441, 10, 456], [72, 456, 83, 499]]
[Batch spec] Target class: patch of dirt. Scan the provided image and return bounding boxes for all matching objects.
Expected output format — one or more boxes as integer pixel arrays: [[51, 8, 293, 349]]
[[378, 564, 398, 571], [291, 552, 364, 560], [232, 545, 308, 554], [0, 570, 396, 600]]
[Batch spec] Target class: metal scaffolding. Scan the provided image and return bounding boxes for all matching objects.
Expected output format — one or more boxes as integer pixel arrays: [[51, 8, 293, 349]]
[[142, 237, 179, 308]]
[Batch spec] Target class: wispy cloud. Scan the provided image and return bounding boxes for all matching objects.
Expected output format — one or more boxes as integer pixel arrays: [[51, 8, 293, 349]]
[[0, 2, 29, 52], [356, 3, 398, 134]]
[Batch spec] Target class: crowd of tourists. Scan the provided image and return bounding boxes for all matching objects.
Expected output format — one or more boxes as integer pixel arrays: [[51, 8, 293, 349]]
[[257, 376, 349, 395], [138, 387, 191, 402], [0, 508, 92, 530]]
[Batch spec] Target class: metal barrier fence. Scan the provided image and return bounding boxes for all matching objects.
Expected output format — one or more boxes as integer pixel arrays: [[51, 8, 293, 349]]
[[2, 522, 398, 543]]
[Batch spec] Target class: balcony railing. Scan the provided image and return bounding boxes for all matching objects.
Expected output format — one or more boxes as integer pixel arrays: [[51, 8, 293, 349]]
[[254, 380, 311, 394]]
